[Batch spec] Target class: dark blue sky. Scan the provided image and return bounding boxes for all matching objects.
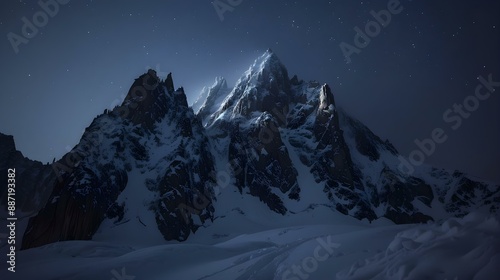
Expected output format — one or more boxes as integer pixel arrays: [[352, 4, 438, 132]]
[[1, 0, 499, 182]]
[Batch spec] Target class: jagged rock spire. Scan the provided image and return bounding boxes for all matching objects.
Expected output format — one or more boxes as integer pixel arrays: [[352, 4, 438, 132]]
[[165, 72, 175, 94]]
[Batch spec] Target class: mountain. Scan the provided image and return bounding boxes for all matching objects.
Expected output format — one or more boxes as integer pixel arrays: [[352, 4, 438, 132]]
[[6, 50, 498, 254], [20, 70, 217, 249], [192, 76, 230, 120], [198, 49, 499, 225]]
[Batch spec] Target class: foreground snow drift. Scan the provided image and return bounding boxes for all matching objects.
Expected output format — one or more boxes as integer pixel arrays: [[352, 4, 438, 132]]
[[337, 211, 500, 280], [2, 211, 498, 280]]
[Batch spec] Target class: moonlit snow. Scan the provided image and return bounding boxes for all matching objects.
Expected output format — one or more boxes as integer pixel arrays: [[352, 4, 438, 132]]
[[3, 209, 499, 279]]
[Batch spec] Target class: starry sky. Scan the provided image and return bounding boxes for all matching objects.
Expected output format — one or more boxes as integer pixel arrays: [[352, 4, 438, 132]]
[[1, 0, 499, 183]]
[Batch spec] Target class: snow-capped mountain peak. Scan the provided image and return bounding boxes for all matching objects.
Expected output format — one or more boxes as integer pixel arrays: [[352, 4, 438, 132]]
[[194, 77, 230, 125], [240, 48, 289, 90], [192, 76, 228, 114], [204, 50, 292, 126]]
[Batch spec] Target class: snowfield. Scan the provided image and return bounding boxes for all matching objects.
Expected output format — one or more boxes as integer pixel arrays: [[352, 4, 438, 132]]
[[2, 209, 498, 279]]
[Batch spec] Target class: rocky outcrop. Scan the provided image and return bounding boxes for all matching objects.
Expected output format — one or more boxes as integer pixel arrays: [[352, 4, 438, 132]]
[[21, 70, 217, 249], [444, 171, 500, 216], [147, 95, 216, 242], [117, 69, 168, 130], [21, 109, 132, 249], [0, 133, 56, 216], [21, 164, 128, 249], [228, 113, 299, 214], [307, 85, 376, 220]]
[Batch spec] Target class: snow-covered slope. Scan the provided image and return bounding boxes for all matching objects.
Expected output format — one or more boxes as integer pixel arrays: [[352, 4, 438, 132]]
[[2, 210, 498, 279], [195, 76, 230, 124]]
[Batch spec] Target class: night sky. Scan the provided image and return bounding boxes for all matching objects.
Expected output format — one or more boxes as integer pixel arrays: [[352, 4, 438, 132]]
[[1, 0, 499, 183]]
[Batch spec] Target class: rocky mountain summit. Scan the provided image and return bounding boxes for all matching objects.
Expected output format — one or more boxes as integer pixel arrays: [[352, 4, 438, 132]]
[[2, 50, 498, 250]]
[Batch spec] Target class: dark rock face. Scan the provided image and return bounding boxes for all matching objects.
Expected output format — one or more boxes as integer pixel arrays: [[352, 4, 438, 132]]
[[21, 109, 132, 249], [143, 82, 217, 242], [312, 85, 357, 188], [148, 113, 216, 242], [21, 70, 217, 249], [228, 113, 299, 214], [444, 172, 500, 216], [287, 84, 376, 221], [118, 69, 168, 130], [0, 133, 56, 216], [165, 72, 175, 94], [339, 111, 399, 161], [378, 168, 434, 223], [21, 165, 128, 249], [151, 146, 215, 241]]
